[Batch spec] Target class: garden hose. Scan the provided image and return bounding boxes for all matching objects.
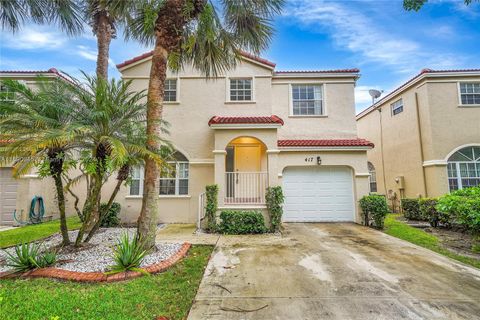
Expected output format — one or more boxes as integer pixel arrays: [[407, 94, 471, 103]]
[[13, 196, 45, 225]]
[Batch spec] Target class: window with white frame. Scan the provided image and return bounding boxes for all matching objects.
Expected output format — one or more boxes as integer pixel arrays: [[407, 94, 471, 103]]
[[447, 146, 480, 191], [164, 79, 177, 102], [291, 84, 323, 115], [368, 162, 377, 193], [0, 82, 15, 103], [129, 152, 189, 196], [391, 99, 403, 115], [459, 83, 480, 105], [229, 78, 252, 101]]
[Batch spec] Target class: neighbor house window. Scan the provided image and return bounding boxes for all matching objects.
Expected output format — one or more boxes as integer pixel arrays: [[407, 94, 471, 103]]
[[229, 78, 252, 101], [159, 152, 189, 195], [0, 83, 15, 103], [291, 84, 323, 115], [447, 146, 480, 191], [164, 79, 177, 102], [130, 166, 144, 196], [368, 162, 377, 193], [459, 83, 480, 105], [391, 99, 403, 115]]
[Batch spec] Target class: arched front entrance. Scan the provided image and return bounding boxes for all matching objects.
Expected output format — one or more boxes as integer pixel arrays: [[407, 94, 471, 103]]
[[447, 146, 480, 191], [225, 136, 268, 204]]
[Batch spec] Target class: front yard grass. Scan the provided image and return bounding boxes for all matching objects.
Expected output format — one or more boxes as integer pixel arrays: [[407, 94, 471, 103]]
[[384, 214, 480, 269], [0, 216, 82, 248], [0, 245, 213, 320]]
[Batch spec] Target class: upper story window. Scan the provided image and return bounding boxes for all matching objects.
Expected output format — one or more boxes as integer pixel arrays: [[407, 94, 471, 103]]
[[0, 83, 15, 103], [391, 99, 403, 115], [164, 79, 177, 102], [459, 83, 480, 105], [229, 78, 252, 101], [130, 151, 189, 196], [368, 162, 377, 193], [291, 84, 323, 116]]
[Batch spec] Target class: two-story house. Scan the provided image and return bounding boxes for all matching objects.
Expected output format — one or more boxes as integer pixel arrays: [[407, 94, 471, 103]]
[[113, 51, 372, 224], [357, 69, 480, 204], [0, 54, 373, 226]]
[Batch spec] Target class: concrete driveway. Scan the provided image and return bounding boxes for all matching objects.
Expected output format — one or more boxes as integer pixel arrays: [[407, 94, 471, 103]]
[[187, 223, 480, 320]]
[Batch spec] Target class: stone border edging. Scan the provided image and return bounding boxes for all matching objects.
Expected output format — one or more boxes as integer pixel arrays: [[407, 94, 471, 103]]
[[0, 242, 191, 283]]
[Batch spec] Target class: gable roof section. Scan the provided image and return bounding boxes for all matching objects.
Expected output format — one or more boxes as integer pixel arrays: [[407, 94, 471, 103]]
[[0, 68, 73, 84], [356, 68, 480, 120], [116, 50, 276, 70], [278, 139, 374, 148], [208, 115, 284, 126]]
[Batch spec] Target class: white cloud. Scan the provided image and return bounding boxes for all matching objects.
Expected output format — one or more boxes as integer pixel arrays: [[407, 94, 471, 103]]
[[76, 45, 116, 66], [2, 27, 66, 50], [285, 0, 463, 74]]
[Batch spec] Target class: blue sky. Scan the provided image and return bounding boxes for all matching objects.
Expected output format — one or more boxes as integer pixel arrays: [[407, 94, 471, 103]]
[[1, 0, 479, 112]]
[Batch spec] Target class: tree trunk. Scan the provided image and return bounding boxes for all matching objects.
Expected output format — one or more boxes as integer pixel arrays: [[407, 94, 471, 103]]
[[95, 11, 113, 80], [53, 173, 70, 246], [75, 173, 102, 246]]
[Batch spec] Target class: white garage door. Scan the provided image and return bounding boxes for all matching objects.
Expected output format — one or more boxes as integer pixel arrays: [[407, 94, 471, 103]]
[[283, 166, 354, 222], [0, 168, 18, 225]]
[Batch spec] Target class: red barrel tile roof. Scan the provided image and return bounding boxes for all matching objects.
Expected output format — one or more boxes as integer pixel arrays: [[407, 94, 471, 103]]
[[278, 139, 374, 148], [208, 115, 284, 126]]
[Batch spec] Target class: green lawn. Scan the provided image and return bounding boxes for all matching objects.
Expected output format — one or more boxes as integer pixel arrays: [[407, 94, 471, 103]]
[[0, 217, 82, 248], [384, 214, 480, 269], [0, 245, 213, 320]]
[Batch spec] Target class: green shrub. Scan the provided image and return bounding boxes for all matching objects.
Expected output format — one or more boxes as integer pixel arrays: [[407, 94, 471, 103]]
[[205, 185, 218, 233], [419, 198, 442, 227], [436, 186, 480, 232], [4, 243, 57, 272], [266, 186, 284, 232], [402, 198, 422, 220], [359, 195, 389, 229], [218, 210, 267, 234], [100, 202, 121, 227], [107, 233, 148, 275]]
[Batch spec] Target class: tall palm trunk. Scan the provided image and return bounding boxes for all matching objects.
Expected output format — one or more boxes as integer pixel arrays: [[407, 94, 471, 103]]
[[95, 11, 112, 79], [48, 150, 70, 245]]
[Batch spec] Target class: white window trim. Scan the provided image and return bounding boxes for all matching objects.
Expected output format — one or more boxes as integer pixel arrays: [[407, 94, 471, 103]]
[[163, 77, 180, 104], [457, 81, 480, 107], [391, 98, 404, 116], [225, 77, 256, 103], [289, 83, 327, 117], [159, 161, 189, 196], [129, 166, 145, 196]]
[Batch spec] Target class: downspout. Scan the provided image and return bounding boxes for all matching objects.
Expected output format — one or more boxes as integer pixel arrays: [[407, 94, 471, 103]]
[[378, 108, 388, 195], [414, 92, 428, 197]]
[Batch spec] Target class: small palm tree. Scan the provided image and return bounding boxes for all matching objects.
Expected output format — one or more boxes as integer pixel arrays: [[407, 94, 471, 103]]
[[0, 78, 79, 245], [0, 0, 83, 34], [66, 74, 169, 246], [127, 0, 284, 248]]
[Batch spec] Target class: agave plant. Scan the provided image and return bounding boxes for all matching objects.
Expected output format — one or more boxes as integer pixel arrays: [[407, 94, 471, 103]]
[[4, 243, 57, 273], [106, 232, 149, 275]]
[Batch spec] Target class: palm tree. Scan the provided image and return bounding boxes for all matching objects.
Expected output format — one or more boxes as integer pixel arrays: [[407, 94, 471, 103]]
[[0, 78, 79, 245], [82, 0, 134, 79], [127, 0, 284, 248], [0, 0, 83, 34], [404, 0, 476, 11], [66, 74, 169, 246]]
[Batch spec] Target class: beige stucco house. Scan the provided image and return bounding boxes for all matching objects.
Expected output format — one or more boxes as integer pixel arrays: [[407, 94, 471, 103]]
[[357, 69, 480, 208], [1, 54, 373, 226]]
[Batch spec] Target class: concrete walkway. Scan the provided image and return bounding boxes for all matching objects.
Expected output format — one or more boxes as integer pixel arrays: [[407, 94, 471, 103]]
[[183, 223, 480, 320]]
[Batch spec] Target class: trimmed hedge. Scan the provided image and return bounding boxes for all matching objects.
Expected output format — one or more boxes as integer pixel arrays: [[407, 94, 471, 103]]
[[401, 198, 422, 220], [218, 210, 267, 235], [359, 194, 389, 229], [436, 186, 480, 233], [266, 186, 284, 232], [205, 185, 218, 233], [418, 198, 441, 228]]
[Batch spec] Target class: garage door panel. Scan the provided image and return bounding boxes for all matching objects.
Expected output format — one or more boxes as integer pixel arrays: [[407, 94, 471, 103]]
[[0, 168, 18, 225], [283, 166, 354, 222]]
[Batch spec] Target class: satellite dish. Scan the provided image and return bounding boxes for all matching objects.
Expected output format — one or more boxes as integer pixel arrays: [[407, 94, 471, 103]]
[[368, 89, 383, 104]]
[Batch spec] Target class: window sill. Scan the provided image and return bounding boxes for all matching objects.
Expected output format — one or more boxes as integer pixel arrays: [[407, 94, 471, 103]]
[[224, 101, 256, 105], [126, 195, 192, 199], [288, 115, 327, 118], [458, 104, 480, 108], [164, 101, 180, 105]]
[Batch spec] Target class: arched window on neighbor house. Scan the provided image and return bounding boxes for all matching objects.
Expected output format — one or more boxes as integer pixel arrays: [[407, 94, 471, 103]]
[[447, 146, 480, 191], [368, 162, 377, 193]]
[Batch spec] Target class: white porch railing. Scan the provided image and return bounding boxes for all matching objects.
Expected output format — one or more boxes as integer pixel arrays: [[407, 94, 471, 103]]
[[197, 192, 206, 229], [225, 172, 268, 205]]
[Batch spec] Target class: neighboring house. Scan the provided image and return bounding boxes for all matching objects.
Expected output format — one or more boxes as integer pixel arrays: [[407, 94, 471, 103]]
[[0, 69, 68, 225], [357, 69, 480, 205], [114, 51, 373, 224], [0, 55, 373, 226]]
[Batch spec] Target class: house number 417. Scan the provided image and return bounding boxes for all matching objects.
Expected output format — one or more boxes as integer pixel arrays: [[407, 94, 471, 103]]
[[305, 156, 322, 165]]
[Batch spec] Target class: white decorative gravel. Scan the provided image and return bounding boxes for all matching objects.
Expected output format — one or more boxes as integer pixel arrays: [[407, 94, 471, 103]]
[[0, 227, 182, 273]]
